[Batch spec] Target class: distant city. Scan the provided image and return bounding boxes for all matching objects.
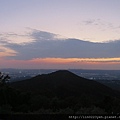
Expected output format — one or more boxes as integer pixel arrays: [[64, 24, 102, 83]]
[[1, 68, 120, 82]]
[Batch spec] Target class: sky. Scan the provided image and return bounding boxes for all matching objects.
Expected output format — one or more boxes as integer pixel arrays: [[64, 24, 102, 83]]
[[0, 0, 120, 69]]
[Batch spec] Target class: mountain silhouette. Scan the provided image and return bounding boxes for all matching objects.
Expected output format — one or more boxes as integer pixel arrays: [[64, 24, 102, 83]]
[[10, 70, 120, 100]]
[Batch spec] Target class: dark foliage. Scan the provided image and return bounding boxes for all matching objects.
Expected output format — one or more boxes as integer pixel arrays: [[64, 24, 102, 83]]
[[0, 72, 10, 85], [0, 85, 31, 113]]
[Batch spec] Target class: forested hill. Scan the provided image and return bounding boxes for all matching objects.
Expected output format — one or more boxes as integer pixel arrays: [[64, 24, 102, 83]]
[[0, 70, 120, 114], [10, 70, 120, 99]]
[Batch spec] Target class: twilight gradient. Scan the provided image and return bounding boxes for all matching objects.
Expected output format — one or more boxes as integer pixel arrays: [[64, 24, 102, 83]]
[[0, 0, 120, 69]]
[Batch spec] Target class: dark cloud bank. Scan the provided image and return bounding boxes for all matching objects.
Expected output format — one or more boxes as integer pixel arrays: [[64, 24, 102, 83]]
[[2, 30, 120, 60]]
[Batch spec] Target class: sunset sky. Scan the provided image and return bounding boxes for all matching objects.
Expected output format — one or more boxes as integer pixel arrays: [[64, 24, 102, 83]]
[[0, 0, 120, 69]]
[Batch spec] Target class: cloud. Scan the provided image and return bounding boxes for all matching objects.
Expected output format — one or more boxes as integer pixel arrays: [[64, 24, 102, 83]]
[[83, 19, 96, 25], [83, 19, 120, 31], [0, 29, 119, 61], [0, 45, 17, 58], [30, 29, 67, 41], [0, 32, 34, 44]]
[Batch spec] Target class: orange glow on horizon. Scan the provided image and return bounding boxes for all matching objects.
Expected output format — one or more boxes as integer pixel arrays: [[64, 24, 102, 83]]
[[1, 57, 120, 69], [31, 57, 120, 64]]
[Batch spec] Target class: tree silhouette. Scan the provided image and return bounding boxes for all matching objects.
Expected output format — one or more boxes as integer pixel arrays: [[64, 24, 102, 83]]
[[0, 72, 10, 85]]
